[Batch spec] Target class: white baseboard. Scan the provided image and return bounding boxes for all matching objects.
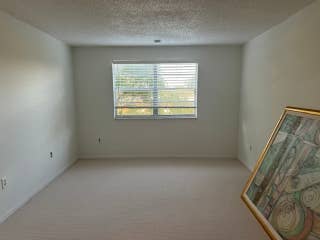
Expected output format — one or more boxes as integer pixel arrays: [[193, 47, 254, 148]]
[[0, 158, 78, 224], [78, 154, 237, 160], [238, 158, 253, 171]]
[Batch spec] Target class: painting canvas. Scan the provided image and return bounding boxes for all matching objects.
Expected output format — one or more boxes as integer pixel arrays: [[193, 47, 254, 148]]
[[242, 107, 320, 240]]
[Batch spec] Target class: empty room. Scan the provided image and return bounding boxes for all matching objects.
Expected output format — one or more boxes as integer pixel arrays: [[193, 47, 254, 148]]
[[1, 1, 320, 239]]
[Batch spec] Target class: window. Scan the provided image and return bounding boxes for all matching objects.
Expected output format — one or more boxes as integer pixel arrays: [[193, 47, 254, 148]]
[[112, 62, 198, 119]]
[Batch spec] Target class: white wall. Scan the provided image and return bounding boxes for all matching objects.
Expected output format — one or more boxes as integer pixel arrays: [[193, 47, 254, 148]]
[[238, 0, 320, 170], [0, 11, 77, 221], [73, 46, 242, 159]]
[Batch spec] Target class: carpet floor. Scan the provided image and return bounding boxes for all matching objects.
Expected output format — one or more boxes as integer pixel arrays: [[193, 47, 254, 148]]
[[0, 158, 268, 240]]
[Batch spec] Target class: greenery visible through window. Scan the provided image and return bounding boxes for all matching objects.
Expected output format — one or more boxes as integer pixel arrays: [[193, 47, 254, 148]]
[[112, 62, 198, 119]]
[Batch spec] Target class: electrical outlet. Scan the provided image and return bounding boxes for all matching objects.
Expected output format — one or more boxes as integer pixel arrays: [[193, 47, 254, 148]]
[[249, 145, 253, 152], [98, 137, 102, 144], [1, 177, 7, 190], [50, 152, 53, 158]]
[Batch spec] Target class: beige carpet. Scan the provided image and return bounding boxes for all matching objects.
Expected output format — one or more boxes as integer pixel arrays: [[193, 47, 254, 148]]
[[0, 158, 268, 240]]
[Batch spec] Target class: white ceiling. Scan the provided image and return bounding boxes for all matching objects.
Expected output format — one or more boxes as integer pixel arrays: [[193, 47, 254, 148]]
[[0, 0, 314, 46]]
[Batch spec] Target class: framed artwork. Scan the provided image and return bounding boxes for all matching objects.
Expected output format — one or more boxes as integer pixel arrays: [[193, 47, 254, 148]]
[[242, 106, 320, 240]]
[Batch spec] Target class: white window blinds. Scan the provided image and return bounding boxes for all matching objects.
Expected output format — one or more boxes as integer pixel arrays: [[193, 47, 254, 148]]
[[112, 62, 198, 119]]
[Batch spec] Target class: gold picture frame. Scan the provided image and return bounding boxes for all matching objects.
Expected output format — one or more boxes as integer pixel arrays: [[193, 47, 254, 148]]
[[242, 106, 320, 240]]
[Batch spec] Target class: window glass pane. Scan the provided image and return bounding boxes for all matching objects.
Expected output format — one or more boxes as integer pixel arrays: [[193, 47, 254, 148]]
[[158, 108, 196, 116], [116, 91, 153, 107], [114, 64, 154, 89], [116, 108, 153, 116], [158, 89, 195, 107]]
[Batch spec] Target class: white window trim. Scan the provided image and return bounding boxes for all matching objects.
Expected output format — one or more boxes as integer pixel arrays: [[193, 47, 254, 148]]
[[112, 61, 198, 120]]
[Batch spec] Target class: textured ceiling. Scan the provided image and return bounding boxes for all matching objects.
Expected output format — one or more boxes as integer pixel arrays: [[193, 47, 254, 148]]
[[0, 0, 315, 46]]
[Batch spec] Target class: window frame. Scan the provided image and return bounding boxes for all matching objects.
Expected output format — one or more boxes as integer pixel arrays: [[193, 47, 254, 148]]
[[112, 61, 198, 120]]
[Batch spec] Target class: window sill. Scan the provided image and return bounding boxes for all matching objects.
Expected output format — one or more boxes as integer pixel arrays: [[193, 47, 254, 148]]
[[114, 115, 197, 120]]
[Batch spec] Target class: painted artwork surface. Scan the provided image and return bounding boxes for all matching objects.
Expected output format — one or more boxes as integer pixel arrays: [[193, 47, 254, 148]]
[[244, 108, 320, 240]]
